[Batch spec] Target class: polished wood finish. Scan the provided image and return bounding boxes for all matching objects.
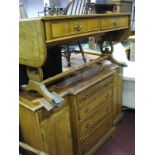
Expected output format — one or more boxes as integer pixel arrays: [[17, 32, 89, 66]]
[[19, 14, 130, 68], [20, 62, 123, 155]]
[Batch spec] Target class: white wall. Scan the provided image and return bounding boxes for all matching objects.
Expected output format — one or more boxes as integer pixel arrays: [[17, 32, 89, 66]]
[[21, 0, 44, 18]]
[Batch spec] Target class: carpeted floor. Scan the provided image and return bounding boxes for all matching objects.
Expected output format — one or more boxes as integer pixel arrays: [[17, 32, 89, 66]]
[[95, 109, 135, 155]]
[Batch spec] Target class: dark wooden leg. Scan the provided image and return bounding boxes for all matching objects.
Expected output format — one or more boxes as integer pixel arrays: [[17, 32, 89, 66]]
[[78, 41, 87, 63], [66, 44, 71, 67]]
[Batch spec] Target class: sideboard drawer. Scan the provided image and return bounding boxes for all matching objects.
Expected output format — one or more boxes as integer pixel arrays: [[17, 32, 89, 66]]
[[78, 89, 113, 121], [81, 117, 112, 153], [77, 76, 113, 107], [79, 101, 112, 136], [44, 19, 100, 40]]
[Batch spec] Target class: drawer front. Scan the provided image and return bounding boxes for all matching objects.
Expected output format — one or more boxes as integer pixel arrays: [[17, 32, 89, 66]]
[[118, 16, 129, 27], [101, 16, 128, 30], [44, 19, 100, 40], [78, 88, 113, 121], [79, 100, 112, 136], [81, 117, 112, 153], [77, 76, 113, 107]]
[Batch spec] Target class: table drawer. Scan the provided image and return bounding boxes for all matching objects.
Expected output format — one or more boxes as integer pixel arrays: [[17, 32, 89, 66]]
[[118, 16, 129, 27], [44, 19, 100, 40], [79, 100, 112, 136], [81, 117, 112, 153], [101, 16, 128, 30], [77, 76, 113, 107], [78, 88, 113, 121]]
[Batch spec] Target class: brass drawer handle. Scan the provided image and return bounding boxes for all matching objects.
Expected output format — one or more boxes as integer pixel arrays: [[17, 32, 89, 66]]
[[105, 83, 109, 86], [106, 107, 111, 113], [74, 24, 82, 31], [86, 140, 91, 145], [85, 123, 91, 129], [105, 93, 109, 98], [84, 108, 89, 114], [83, 94, 89, 100], [113, 22, 117, 26]]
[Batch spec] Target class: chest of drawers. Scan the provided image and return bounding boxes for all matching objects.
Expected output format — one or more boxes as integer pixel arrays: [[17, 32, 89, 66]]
[[20, 64, 123, 155], [70, 74, 117, 155]]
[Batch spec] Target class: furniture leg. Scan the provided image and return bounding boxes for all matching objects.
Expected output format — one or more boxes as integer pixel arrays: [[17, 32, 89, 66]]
[[66, 44, 71, 67], [78, 41, 87, 63], [26, 67, 64, 110]]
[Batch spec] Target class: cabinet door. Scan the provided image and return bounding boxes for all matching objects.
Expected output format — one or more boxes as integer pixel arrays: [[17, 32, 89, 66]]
[[41, 107, 73, 155]]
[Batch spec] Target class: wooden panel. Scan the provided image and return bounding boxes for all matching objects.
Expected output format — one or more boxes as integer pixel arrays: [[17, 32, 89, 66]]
[[81, 117, 112, 153], [19, 105, 44, 150], [79, 101, 112, 136], [45, 19, 100, 39], [41, 106, 73, 155], [77, 76, 113, 107], [19, 19, 47, 67]]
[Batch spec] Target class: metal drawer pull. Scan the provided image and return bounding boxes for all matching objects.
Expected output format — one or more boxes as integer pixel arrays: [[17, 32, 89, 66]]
[[105, 83, 109, 86], [106, 108, 111, 113], [83, 94, 89, 100], [86, 140, 91, 145], [74, 24, 82, 31], [84, 108, 89, 113], [105, 93, 109, 98], [85, 123, 91, 129], [113, 22, 117, 26]]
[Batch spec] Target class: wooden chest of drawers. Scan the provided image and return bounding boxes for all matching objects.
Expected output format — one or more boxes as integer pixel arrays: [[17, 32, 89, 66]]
[[20, 64, 123, 155], [69, 73, 120, 155]]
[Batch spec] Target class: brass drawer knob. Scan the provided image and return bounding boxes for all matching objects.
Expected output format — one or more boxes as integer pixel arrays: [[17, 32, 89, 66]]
[[84, 108, 89, 114], [105, 93, 109, 98], [83, 94, 89, 100], [106, 107, 111, 113], [86, 140, 91, 145], [85, 123, 91, 129], [113, 22, 117, 26], [74, 24, 82, 31]]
